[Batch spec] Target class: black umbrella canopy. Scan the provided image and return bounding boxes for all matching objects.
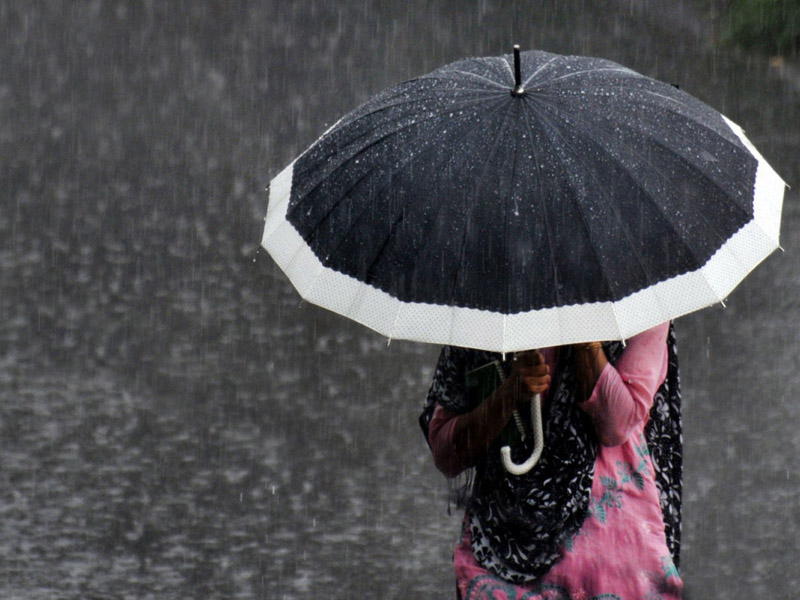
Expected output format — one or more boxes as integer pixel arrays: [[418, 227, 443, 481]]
[[264, 48, 784, 352]]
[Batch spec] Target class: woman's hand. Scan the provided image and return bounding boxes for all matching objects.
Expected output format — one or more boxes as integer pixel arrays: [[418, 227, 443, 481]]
[[511, 350, 551, 396], [573, 342, 609, 402], [451, 350, 549, 465]]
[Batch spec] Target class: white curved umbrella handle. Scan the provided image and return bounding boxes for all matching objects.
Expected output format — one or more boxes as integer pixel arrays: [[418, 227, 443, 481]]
[[500, 393, 543, 476]]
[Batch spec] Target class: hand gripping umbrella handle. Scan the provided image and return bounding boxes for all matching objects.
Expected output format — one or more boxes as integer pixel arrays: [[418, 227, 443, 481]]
[[500, 393, 543, 476]]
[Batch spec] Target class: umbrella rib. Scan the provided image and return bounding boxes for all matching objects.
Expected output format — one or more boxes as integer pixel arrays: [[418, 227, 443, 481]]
[[546, 66, 637, 85], [404, 96, 515, 294], [647, 102, 747, 151], [324, 90, 504, 148], [317, 97, 513, 283], [335, 94, 509, 190], [535, 100, 748, 278], [634, 88, 757, 147], [519, 101, 563, 310], [406, 78, 511, 97], [447, 98, 518, 313], [553, 85, 743, 150], [601, 118, 750, 252], [630, 96, 761, 207], [365, 97, 513, 295], [648, 133, 754, 217], [301, 91, 504, 172], [526, 100, 627, 301], [522, 56, 560, 88], [301, 87, 505, 173], [292, 115, 451, 223], [437, 69, 508, 90], [336, 95, 508, 200], [296, 111, 443, 182], [500, 56, 515, 81], [361, 84, 502, 115], [502, 105, 522, 328], [293, 95, 500, 223], [552, 108, 677, 296]]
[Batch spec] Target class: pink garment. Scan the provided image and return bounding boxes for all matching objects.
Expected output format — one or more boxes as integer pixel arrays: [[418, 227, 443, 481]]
[[428, 323, 684, 599]]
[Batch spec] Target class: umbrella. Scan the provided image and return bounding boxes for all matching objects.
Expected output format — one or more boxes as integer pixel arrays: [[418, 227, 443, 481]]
[[262, 46, 785, 473], [263, 46, 784, 353]]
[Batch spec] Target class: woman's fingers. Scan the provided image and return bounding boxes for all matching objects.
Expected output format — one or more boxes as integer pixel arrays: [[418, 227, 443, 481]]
[[511, 351, 551, 394], [515, 349, 545, 367], [521, 362, 550, 393], [523, 374, 550, 394], [519, 362, 549, 378]]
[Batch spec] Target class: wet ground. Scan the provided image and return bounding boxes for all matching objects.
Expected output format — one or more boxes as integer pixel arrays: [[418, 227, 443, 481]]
[[1, 1, 798, 598]]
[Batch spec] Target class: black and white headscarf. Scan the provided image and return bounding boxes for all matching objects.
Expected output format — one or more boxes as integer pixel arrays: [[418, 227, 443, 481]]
[[420, 323, 682, 585]]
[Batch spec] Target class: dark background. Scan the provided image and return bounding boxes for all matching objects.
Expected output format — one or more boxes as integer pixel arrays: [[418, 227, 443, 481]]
[[1, 1, 798, 598]]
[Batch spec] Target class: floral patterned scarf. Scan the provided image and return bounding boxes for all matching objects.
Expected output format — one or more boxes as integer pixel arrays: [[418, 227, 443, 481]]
[[420, 324, 682, 585]]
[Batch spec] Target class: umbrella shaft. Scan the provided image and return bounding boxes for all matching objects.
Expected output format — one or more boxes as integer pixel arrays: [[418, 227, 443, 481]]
[[512, 45, 525, 96]]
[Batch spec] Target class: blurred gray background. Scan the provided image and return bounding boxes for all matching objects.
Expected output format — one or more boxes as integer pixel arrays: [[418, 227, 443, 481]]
[[1, 1, 798, 598]]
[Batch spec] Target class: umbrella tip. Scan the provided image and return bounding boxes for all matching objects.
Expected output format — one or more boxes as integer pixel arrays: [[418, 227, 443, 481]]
[[511, 45, 525, 97]]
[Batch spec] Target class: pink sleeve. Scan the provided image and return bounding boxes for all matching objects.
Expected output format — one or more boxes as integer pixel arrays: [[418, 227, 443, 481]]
[[580, 322, 669, 447], [428, 404, 469, 477]]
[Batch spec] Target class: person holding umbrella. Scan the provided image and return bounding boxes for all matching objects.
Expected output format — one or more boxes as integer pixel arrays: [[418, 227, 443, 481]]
[[263, 45, 784, 599], [421, 322, 683, 598]]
